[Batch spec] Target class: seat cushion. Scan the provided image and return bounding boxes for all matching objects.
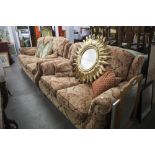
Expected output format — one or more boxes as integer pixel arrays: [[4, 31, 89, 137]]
[[26, 63, 37, 75], [18, 54, 40, 67], [40, 75, 79, 96], [57, 84, 93, 123]]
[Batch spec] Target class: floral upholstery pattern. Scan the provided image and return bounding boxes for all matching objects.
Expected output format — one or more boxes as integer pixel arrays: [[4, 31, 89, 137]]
[[35, 36, 54, 58], [18, 54, 40, 67], [40, 57, 68, 75], [68, 42, 83, 63], [18, 40, 144, 128], [107, 46, 135, 81], [19, 47, 37, 56], [55, 61, 73, 72], [57, 84, 93, 127], [26, 63, 37, 75], [127, 55, 144, 80], [63, 42, 73, 59], [40, 75, 79, 96], [52, 37, 69, 56], [84, 81, 127, 128]]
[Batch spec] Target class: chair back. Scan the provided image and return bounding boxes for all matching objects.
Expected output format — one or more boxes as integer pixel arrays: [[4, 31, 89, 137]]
[[110, 75, 143, 128]]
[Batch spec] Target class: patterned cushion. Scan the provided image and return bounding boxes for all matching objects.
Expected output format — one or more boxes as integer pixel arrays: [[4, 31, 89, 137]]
[[68, 42, 83, 63], [35, 41, 44, 58], [26, 63, 37, 75], [127, 55, 144, 80], [63, 42, 73, 59], [40, 57, 69, 75], [40, 40, 53, 58], [36, 37, 53, 58], [40, 75, 79, 96], [107, 46, 135, 81], [92, 71, 121, 98], [57, 84, 93, 122], [52, 37, 69, 56]]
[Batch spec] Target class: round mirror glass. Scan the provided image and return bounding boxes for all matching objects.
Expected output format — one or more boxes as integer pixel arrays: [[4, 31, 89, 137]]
[[80, 48, 97, 70]]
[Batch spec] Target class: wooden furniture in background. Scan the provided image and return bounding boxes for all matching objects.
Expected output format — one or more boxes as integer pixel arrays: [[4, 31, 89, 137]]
[[110, 75, 143, 129]]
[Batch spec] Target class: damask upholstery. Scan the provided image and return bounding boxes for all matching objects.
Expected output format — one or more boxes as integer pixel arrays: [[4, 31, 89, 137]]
[[18, 37, 70, 83], [52, 37, 69, 57], [38, 42, 83, 76], [57, 84, 93, 128], [18, 55, 40, 67], [40, 57, 68, 75], [26, 63, 37, 75], [107, 46, 135, 81], [40, 75, 79, 96], [84, 81, 127, 128], [127, 55, 145, 80], [19, 47, 37, 56], [68, 42, 83, 63], [18, 40, 145, 128]]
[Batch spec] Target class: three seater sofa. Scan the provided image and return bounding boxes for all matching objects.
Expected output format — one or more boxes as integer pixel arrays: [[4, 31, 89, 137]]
[[18, 36, 145, 128]]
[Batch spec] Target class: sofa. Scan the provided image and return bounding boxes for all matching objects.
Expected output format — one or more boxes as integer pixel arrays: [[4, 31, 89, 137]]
[[18, 36, 73, 83], [18, 37, 145, 129]]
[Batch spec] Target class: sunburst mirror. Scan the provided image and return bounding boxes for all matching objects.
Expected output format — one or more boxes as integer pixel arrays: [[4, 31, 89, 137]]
[[73, 35, 111, 83]]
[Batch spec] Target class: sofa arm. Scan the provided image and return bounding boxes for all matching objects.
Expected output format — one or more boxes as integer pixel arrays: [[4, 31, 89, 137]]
[[19, 47, 37, 56], [34, 59, 56, 86], [45, 52, 58, 59], [55, 61, 73, 72], [83, 81, 128, 129]]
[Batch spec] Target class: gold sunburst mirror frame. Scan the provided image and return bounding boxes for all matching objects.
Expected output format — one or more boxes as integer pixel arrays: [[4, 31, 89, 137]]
[[73, 35, 111, 83]]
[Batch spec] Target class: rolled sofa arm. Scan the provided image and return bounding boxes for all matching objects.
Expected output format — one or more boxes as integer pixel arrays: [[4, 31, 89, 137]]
[[83, 75, 143, 129], [19, 47, 37, 56], [83, 81, 128, 129], [34, 58, 72, 86]]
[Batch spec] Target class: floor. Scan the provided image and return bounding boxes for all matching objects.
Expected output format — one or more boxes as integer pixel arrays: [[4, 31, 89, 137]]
[[4, 57, 75, 129], [4, 45, 155, 129]]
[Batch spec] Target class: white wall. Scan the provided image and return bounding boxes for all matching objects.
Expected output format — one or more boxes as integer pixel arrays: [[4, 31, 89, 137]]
[[66, 26, 74, 42]]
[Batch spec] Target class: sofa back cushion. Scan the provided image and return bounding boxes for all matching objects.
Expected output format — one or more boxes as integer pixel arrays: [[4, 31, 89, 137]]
[[52, 37, 69, 57], [68, 42, 84, 64], [92, 71, 121, 98], [106, 46, 135, 81], [63, 42, 73, 59], [127, 55, 144, 80]]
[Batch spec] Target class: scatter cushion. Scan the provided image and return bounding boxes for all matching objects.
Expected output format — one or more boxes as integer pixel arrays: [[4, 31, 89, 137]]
[[92, 71, 121, 98], [35, 42, 44, 58], [40, 41, 53, 58]]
